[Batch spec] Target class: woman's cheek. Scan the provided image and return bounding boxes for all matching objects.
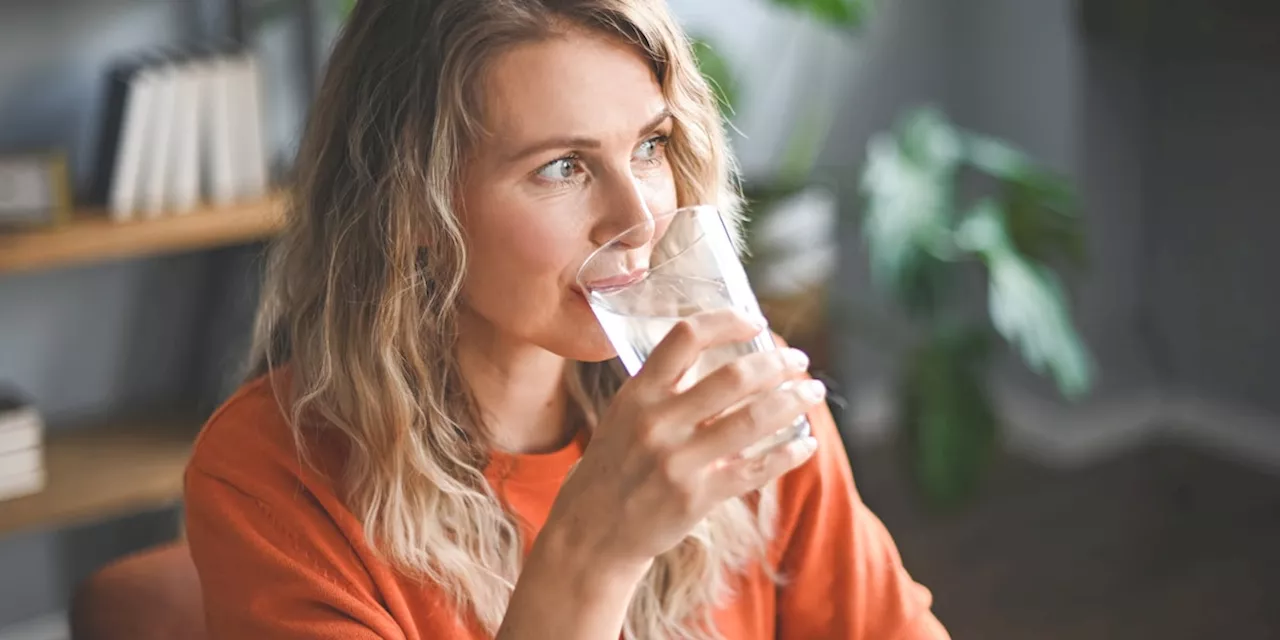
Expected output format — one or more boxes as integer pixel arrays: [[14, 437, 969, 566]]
[[501, 216, 580, 272], [638, 164, 678, 214]]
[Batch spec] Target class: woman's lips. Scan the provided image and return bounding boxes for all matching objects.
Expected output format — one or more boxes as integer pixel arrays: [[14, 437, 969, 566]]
[[582, 268, 648, 293]]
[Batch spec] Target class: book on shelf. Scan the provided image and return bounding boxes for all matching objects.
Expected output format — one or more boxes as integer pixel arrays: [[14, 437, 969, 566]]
[[92, 47, 269, 222], [0, 388, 44, 503]]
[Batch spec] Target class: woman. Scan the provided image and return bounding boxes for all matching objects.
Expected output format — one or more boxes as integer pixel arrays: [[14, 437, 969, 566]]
[[184, 0, 948, 638]]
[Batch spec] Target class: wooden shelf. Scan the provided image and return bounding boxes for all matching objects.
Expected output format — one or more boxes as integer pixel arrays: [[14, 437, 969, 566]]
[[0, 418, 199, 536], [0, 195, 286, 275]]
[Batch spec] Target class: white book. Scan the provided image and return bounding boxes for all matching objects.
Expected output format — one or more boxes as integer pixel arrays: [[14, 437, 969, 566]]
[[211, 53, 270, 204], [208, 57, 238, 206], [0, 468, 45, 503], [109, 69, 161, 221], [0, 422, 40, 456], [0, 447, 42, 477], [0, 403, 40, 429], [142, 64, 179, 218], [239, 55, 269, 199], [0, 402, 43, 463], [219, 54, 269, 203], [168, 61, 204, 213]]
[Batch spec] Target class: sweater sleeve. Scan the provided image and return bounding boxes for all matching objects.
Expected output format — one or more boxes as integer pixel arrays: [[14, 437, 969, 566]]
[[184, 464, 405, 640], [772, 403, 949, 640]]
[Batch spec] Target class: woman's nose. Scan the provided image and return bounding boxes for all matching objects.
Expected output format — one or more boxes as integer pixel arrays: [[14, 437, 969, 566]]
[[591, 172, 656, 249]]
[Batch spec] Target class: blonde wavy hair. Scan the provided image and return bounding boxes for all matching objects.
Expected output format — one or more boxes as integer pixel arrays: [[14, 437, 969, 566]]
[[248, 1, 777, 638]]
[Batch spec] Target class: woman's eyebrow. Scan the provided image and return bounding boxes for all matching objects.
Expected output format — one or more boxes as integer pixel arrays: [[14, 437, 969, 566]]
[[636, 108, 673, 137], [505, 135, 600, 165], [503, 108, 672, 165]]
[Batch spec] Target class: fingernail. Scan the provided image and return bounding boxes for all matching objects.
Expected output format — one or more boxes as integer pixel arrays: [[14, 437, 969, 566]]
[[782, 348, 810, 371], [796, 379, 827, 403], [791, 435, 818, 456]]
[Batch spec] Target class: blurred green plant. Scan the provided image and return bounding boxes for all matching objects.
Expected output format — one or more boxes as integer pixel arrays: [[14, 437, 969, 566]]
[[691, 1, 1094, 507], [860, 108, 1093, 506]]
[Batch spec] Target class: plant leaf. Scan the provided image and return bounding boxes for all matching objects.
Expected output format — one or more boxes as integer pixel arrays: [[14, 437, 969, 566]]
[[1003, 174, 1087, 268], [896, 107, 963, 168], [860, 132, 949, 292], [954, 198, 1009, 254], [987, 253, 1093, 398], [964, 134, 1035, 180], [859, 107, 968, 298], [965, 134, 1085, 265], [956, 186, 1093, 398]]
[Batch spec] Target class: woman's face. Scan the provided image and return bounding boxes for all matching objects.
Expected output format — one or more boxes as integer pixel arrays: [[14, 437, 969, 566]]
[[458, 30, 678, 361]]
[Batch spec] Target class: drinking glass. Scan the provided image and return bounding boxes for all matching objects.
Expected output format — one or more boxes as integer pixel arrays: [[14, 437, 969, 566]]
[[577, 205, 811, 458]]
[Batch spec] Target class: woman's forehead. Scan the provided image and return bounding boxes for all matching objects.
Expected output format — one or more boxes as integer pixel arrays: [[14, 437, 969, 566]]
[[477, 31, 667, 148]]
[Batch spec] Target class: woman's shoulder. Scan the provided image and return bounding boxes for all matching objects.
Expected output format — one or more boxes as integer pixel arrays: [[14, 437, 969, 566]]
[[186, 368, 343, 497]]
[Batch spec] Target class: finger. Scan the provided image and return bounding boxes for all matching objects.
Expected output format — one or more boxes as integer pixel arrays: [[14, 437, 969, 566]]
[[708, 434, 819, 500], [634, 308, 766, 389], [682, 378, 825, 465], [666, 347, 811, 425]]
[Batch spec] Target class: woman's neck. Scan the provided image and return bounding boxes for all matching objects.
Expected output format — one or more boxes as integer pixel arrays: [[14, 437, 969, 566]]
[[456, 317, 574, 455]]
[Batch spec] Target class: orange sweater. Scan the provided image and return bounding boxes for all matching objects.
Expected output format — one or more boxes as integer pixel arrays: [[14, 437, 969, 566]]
[[184, 373, 948, 639]]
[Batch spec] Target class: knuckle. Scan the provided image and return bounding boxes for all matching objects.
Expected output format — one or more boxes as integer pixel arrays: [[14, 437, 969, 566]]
[[613, 384, 639, 407], [657, 451, 684, 484], [743, 391, 791, 437], [780, 383, 807, 410], [668, 319, 699, 345], [766, 355, 793, 385], [779, 381, 810, 410], [773, 350, 797, 377], [733, 454, 771, 485], [658, 455, 698, 510], [733, 444, 796, 487], [634, 410, 666, 448], [722, 360, 753, 388], [741, 401, 767, 434]]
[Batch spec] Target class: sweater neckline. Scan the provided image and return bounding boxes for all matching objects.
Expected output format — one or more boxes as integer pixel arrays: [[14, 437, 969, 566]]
[[484, 427, 589, 486]]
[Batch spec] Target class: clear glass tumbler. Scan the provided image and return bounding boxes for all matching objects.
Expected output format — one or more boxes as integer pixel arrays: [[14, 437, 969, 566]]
[[577, 205, 811, 458]]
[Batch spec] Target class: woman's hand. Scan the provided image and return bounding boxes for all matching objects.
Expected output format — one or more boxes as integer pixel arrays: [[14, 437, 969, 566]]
[[497, 309, 823, 640], [546, 308, 824, 573]]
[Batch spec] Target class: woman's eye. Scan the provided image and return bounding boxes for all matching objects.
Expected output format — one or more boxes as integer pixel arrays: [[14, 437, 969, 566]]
[[634, 135, 668, 163], [536, 157, 580, 182]]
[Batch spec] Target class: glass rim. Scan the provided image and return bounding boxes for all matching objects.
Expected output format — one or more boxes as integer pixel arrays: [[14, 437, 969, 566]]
[[575, 204, 719, 290]]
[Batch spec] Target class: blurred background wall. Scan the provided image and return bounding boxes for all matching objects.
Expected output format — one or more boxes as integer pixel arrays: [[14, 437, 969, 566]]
[[1141, 24, 1280, 416]]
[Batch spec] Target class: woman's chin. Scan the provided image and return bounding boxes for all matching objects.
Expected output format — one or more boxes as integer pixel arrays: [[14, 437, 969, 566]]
[[576, 348, 619, 364], [555, 321, 618, 363], [574, 334, 619, 363], [551, 299, 617, 361]]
